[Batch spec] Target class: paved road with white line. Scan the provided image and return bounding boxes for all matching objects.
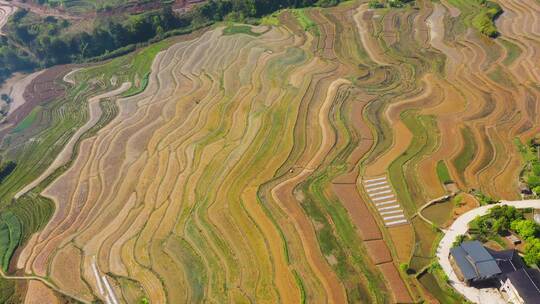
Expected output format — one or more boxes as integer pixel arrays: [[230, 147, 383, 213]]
[[436, 200, 540, 304]]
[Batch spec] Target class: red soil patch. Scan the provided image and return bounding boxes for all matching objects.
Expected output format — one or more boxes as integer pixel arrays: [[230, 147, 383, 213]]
[[377, 262, 413, 303], [0, 65, 71, 140], [23, 65, 70, 104], [332, 183, 381, 240], [332, 169, 360, 184], [364, 239, 392, 264]]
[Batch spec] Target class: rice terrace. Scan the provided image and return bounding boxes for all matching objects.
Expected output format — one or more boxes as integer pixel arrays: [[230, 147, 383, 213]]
[[0, 0, 539, 303]]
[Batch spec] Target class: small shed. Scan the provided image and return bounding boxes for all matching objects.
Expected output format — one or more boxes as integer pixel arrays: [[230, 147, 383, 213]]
[[506, 234, 522, 245]]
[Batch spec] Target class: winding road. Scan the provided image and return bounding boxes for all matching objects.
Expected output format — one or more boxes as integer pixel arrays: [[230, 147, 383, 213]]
[[436, 200, 540, 304]]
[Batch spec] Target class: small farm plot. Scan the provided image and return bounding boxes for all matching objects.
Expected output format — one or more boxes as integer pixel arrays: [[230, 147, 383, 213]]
[[362, 175, 408, 227]]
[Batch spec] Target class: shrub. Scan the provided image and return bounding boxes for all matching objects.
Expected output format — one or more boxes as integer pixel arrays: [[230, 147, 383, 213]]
[[453, 195, 464, 207], [368, 0, 384, 9], [453, 234, 469, 247], [524, 238, 540, 266], [399, 263, 409, 273], [474, 191, 497, 206], [528, 175, 540, 188], [316, 0, 340, 7], [511, 219, 539, 240], [0, 161, 16, 184], [0, 94, 11, 103], [470, 205, 524, 238], [388, 0, 414, 8], [139, 298, 150, 304], [472, 1, 503, 38], [532, 161, 540, 176]]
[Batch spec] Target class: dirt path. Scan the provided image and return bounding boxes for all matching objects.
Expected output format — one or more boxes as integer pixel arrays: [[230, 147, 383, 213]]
[[14, 82, 131, 199], [0, 268, 91, 304], [62, 68, 82, 86]]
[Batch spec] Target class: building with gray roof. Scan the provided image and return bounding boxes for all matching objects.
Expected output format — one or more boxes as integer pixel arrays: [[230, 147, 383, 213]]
[[450, 240, 502, 285], [501, 268, 540, 304]]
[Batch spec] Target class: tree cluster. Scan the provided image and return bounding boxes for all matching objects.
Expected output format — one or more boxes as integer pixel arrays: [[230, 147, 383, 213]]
[[469, 205, 540, 266], [4, 7, 193, 66], [472, 0, 503, 38], [0, 0, 343, 84], [470, 205, 524, 237], [526, 160, 540, 194], [368, 0, 414, 9], [0, 161, 16, 184]]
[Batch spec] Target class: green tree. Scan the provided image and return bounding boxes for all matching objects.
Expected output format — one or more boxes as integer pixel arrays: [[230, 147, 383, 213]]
[[399, 263, 409, 273], [139, 297, 150, 304], [453, 234, 468, 246], [528, 175, 540, 188], [524, 238, 540, 266], [511, 219, 539, 240], [0, 161, 16, 183], [532, 161, 540, 176]]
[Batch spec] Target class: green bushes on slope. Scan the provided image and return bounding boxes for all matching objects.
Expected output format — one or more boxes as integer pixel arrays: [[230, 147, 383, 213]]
[[0, 161, 16, 184], [368, 0, 415, 9], [0, 212, 21, 271], [472, 1, 503, 38], [448, 0, 503, 38], [0, 0, 344, 84]]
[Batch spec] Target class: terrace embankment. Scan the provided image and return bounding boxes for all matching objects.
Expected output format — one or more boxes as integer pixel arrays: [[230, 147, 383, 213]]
[[14, 82, 131, 199], [6, 0, 540, 303], [15, 20, 390, 302], [347, 0, 540, 300]]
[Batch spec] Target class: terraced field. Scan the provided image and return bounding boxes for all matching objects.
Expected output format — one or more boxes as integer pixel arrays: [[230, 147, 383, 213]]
[[1, 0, 540, 303], [0, 1, 15, 35]]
